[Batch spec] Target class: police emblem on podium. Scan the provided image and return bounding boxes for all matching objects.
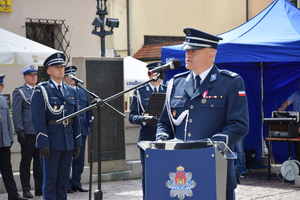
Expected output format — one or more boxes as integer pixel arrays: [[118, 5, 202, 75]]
[[166, 165, 196, 200]]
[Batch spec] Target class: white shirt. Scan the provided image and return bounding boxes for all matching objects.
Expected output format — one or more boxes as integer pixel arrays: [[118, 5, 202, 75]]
[[192, 65, 213, 87]]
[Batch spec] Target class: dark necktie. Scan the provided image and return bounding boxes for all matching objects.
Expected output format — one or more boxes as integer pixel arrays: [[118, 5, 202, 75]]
[[195, 75, 201, 92], [154, 87, 157, 93], [58, 85, 64, 97]]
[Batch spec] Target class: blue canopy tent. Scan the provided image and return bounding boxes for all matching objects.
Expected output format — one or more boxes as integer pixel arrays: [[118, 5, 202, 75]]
[[161, 0, 300, 165]]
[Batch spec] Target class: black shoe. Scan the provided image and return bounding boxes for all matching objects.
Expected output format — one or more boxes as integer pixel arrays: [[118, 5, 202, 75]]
[[8, 194, 28, 200], [72, 186, 89, 192], [67, 187, 74, 193], [23, 191, 33, 198], [240, 172, 249, 178], [35, 189, 43, 196]]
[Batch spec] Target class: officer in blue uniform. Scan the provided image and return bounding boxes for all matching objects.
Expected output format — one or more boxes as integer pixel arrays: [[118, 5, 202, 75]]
[[156, 28, 249, 200], [31, 53, 82, 200], [63, 66, 93, 193], [129, 62, 167, 200], [0, 75, 28, 200], [12, 65, 43, 198]]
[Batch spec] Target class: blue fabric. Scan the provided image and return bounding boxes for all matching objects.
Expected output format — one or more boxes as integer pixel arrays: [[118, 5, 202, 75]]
[[161, 0, 300, 164]]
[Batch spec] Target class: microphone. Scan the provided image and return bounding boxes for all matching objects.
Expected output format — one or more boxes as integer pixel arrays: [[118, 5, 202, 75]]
[[148, 59, 181, 76], [68, 74, 84, 85]]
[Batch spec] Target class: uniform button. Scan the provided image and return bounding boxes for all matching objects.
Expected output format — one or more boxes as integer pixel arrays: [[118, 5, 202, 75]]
[[65, 109, 67, 111], [189, 119, 192, 123], [190, 105, 194, 109], [79, 105, 81, 107], [80, 117, 82, 119], [188, 133, 191, 137], [64, 102, 66, 104], [211, 104, 214, 107]]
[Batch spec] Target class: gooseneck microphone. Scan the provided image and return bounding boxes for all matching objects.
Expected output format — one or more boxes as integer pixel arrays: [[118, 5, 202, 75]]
[[68, 74, 84, 85], [148, 59, 181, 76]]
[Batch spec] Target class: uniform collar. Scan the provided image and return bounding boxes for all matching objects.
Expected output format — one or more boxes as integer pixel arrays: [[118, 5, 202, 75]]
[[148, 83, 160, 92], [25, 83, 34, 90], [50, 78, 63, 89], [192, 64, 213, 84]]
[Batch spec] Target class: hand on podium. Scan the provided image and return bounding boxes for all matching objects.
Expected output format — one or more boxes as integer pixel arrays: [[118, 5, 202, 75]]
[[142, 116, 158, 127]]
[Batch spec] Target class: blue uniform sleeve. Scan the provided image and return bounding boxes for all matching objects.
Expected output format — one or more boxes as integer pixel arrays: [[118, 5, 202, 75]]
[[72, 89, 82, 147], [156, 103, 174, 140], [210, 76, 249, 146], [85, 92, 93, 130], [30, 86, 49, 148], [129, 89, 144, 125], [12, 88, 24, 133]]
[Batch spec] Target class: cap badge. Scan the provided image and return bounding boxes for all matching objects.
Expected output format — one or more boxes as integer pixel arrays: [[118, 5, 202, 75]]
[[30, 65, 34, 69], [57, 53, 61, 58]]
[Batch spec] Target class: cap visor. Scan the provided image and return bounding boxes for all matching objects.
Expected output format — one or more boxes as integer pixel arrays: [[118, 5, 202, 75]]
[[182, 44, 205, 50]]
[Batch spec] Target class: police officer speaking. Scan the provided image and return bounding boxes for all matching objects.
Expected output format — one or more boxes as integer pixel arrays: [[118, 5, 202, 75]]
[[129, 62, 167, 200], [31, 52, 82, 200], [156, 28, 249, 200], [12, 65, 43, 198]]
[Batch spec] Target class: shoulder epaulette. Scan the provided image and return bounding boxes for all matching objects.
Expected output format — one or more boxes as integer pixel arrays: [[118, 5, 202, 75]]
[[220, 69, 239, 78], [173, 71, 190, 79], [38, 81, 47, 86], [16, 86, 23, 89]]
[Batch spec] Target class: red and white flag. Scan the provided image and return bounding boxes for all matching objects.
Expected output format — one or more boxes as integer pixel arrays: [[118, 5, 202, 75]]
[[238, 91, 246, 97]]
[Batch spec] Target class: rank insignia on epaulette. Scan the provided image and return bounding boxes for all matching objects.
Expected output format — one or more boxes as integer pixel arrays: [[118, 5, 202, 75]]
[[210, 74, 216, 82]]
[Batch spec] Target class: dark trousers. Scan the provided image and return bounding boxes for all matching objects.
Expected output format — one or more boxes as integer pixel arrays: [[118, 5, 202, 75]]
[[0, 147, 18, 196], [20, 134, 43, 192], [69, 136, 86, 188], [41, 149, 73, 200], [139, 148, 146, 200], [226, 189, 235, 200]]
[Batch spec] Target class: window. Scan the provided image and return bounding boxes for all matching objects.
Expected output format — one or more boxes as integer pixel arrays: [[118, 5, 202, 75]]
[[26, 19, 71, 82]]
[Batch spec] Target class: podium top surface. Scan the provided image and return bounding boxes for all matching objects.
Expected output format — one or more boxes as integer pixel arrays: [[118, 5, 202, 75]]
[[138, 139, 236, 159]]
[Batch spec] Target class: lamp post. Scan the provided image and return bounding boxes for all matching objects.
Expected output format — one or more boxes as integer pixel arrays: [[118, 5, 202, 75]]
[[92, 0, 119, 57]]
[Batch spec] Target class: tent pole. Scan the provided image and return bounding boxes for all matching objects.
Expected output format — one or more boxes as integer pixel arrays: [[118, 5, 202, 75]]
[[261, 62, 266, 156]]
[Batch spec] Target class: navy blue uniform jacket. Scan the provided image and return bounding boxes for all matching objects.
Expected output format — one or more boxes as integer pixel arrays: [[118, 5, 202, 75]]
[[129, 83, 167, 142], [156, 65, 249, 191], [31, 80, 82, 150], [76, 87, 92, 136]]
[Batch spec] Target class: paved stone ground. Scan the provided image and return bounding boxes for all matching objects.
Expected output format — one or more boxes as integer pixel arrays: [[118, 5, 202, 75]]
[[1, 172, 300, 200]]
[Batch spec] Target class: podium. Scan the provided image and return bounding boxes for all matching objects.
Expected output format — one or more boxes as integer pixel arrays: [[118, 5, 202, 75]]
[[138, 140, 235, 200]]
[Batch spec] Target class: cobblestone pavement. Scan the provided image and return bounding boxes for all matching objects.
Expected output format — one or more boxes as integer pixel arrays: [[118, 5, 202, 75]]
[[1, 172, 300, 199]]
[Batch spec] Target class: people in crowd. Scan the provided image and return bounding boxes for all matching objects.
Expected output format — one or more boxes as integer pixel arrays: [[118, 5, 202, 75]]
[[129, 62, 167, 199], [156, 28, 249, 200], [0, 74, 28, 200], [12, 65, 43, 198], [30, 52, 82, 200], [63, 66, 93, 193]]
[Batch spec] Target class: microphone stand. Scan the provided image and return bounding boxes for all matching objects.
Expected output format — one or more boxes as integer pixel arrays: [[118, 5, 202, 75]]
[[56, 74, 162, 200]]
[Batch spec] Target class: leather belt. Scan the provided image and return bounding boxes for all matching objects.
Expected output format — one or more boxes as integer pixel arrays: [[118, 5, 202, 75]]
[[47, 119, 73, 125]]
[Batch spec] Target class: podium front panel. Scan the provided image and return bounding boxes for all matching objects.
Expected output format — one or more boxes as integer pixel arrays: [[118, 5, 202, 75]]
[[145, 147, 227, 200]]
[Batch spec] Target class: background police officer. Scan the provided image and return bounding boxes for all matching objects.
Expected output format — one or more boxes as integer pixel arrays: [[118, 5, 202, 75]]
[[0, 75, 27, 200], [12, 65, 43, 198], [156, 28, 249, 200], [129, 62, 167, 200], [31, 52, 82, 200], [63, 66, 93, 193]]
